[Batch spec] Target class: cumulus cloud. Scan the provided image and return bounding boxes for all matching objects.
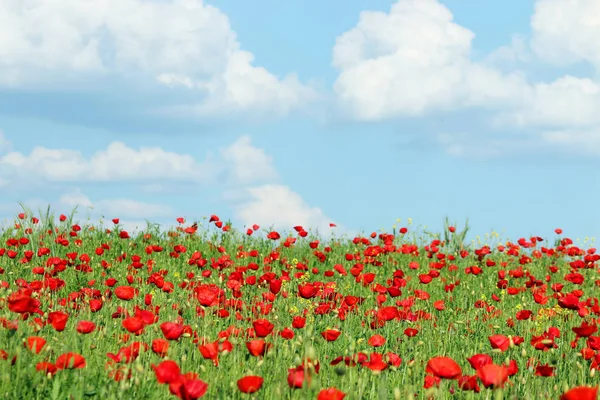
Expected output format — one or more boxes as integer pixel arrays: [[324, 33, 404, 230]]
[[219, 135, 279, 185], [531, 0, 600, 69], [231, 184, 337, 234], [332, 0, 528, 120], [0, 0, 314, 115], [0, 0, 233, 83], [494, 76, 600, 128], [0, 134, 281, 188], [157, 51, 317, 117], [218, 138, 339, 233], [0, 141, 219, 187], [333, 0, 600, 156], [0, 131, 340, 232]]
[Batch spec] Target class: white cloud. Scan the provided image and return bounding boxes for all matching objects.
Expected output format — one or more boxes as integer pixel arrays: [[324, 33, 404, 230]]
[[232, 184, 337, 233], [0, 0, 232, 84], [217, 138, 339, 233], [0, 0, 313, 115], [0, 141, 219, 186], [0, 133, 342, 233], [0, 135, 282, 188], [157, 51, 317, 117], [220, 135, 279, 185], [531, 0, 600, 69], [333, 0, 600, 156], [332, 0, 528, 120], [495, 76, 600, 128]]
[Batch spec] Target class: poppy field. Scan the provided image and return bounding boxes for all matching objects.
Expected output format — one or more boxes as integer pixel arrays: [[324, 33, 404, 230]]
[[0, 211, 599, 400]]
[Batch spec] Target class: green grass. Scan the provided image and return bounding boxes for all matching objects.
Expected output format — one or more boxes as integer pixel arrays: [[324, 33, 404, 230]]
[[0, 210, 597, 399]]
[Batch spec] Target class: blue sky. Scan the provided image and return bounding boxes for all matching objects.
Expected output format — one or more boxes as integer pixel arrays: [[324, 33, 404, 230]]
[[1, 0, 599, 245]]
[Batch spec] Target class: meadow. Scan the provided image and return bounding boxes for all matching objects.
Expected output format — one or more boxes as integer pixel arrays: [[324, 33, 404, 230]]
[[0, 209, 598, 399]]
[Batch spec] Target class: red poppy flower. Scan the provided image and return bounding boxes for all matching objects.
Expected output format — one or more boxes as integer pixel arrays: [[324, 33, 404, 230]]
[[488, 335, 510, 352], [161, 322, 184, 340], [152, 339, 170, 357], [424, 375, 441, 388], [426, 356, 462, 379], [516, 310, 533, 320], [377, 306, 398, 321], [321, 329, 342, 342], [135, 307, 158, 325], [287, 368, 305, 388], [560, 386, 598, 400], [48, 311, 69, 332], [24, 336, 46, 354], [198, 342, 219, 366], [76, 320, 96, 334], [458, 375, 480, 393], [368, 334, 386, 347], [252, 319, 274, 337], [107, 341, 147, 364], [298, 283, 318, 299], [89, 299, 103, 312], [122, 317, 146, 334], [588, 337, 600, 350], [114, 286, 138, 300], [386, 352, 402, 367], [476, 364, 509, 388], [581, 348, 596, 360], [152, 360, 181, 384], [433, 300, 445, 311], [292, 316, 306, 329], [535, 364, 555, 377], [169, 372, 199, 397], [237, 376, 264, 394], [180, 378, 208, 400], [558, 294, 581, 310], [504, 359, 519, 376], [55, 353, 86, 369], [512, 336, 525, 346], [404, 328, 419, 337], [280, 327, 295, 339], [467, 354, 493, 370], [266, 231, 280, 240], [317, 387, 346, 400], [573, 322, 598, 338], [7, 290, 39, 314], [246, 338, 268, 356], [196, 286, 218, 307], [36, 362, 57, 375], [361, 352, 388, 371]]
